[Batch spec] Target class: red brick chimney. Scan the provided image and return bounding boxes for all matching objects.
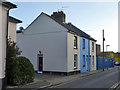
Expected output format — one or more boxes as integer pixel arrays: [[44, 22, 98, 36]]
[[51, 11, 66, 23]]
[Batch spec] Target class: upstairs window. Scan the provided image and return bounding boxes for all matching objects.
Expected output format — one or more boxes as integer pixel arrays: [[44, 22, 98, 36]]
[[92, 42, 94, 52], [74, 36, 77, 49], [83, 39, 85, 50]]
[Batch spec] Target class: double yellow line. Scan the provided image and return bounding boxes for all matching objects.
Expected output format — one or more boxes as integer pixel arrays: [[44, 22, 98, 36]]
[[109, 81, 120, 90]]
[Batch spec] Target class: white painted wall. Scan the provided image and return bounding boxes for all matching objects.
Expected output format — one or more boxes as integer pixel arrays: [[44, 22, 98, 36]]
[[0, 4, 8, 79], [89, 40, 96, 71], [17, 13, 69, 72], [67, 32, 80, 72], [8, 22, 17, 42]]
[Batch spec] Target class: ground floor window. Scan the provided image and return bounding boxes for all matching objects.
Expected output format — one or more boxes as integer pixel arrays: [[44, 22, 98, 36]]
[[92, 56, 94, 67], [74, 54, 78, 69], [83, 55, 85, 67], [89, 55, 91, 61], [86, 55, 88, 70]]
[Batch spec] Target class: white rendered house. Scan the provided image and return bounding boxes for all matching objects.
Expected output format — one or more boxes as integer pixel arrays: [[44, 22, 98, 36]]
[[8, 16, 22, 42], [17, 11, 81, 74], [17, 11, 96, 74], [0, 0, 16, 89], [89, 40, 96, 71]]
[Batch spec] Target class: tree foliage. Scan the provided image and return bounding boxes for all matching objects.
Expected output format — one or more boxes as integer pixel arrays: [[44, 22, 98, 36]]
[[6, 39, 34, 85]]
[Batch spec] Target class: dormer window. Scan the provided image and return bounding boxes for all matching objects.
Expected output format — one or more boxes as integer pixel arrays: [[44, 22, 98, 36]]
[[74, 36, 77, 49]]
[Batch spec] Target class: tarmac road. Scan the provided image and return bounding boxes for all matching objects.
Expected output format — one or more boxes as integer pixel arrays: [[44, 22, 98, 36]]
[[50, 68, 119, 88]]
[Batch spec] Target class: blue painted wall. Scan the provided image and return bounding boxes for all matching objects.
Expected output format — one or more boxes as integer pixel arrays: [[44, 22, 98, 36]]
[[96, 57, 114, 70], [80, 37, 89, 73]]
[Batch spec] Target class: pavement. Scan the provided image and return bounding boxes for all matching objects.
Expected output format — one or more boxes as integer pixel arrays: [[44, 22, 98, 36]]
[[6, 67, 117, 89]]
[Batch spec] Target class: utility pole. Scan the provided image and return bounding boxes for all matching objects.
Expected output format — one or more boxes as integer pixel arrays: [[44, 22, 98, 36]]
[[103, 30, 105, 71]]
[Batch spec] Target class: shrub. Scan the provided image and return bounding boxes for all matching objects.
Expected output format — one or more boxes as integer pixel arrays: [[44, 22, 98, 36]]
[[16, 56, 35, 84], [6, 39, 34, 86], [6, 38, 21, 61], [7, 57, 20, 85], [7, 56, 35, 86]]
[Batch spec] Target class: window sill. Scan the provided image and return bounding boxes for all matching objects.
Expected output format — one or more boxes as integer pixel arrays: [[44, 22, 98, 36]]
[[74, 47, 78, 49], [74, 67, 77, 70], [83, 65, 85, 68], [83, 48, 85, 50]]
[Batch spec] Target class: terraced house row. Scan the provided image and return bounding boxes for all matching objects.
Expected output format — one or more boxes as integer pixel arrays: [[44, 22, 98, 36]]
[[17, 11, 97, 74], [0, 1, 116, 89]]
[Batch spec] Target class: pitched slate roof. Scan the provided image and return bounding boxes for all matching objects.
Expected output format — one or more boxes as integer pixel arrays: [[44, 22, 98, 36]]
[[67, 23, 96, 41], [22, 12, 96, 42], [9, 16, 22, 23], [43, 12, 96, 41], [68, 23, 90, 37]]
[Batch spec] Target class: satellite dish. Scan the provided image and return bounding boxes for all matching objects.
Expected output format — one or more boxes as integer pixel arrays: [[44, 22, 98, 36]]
[[19, 27, 24, 31]]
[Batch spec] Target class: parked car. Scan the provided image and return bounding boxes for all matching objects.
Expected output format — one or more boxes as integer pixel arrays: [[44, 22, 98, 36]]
[[114, 62, 120, 66]]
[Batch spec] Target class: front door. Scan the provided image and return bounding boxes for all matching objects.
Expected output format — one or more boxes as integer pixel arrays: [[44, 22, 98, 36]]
[[38, 56, 43, 72]]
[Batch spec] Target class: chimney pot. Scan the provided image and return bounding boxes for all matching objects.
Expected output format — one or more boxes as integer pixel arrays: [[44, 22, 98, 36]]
[[51, 11, 66, 23]]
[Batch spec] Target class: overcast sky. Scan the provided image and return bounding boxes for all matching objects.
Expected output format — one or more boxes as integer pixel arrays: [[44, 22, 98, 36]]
[[8, 0, 118, 52]]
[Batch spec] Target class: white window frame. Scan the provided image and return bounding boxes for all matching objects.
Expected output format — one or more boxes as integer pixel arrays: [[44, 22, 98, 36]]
[[74, 36, 77, 49], [74, 54, 78, 69]]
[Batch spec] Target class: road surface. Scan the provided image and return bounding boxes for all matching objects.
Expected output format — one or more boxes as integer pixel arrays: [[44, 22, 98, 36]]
[[50, 68, 119, 88]]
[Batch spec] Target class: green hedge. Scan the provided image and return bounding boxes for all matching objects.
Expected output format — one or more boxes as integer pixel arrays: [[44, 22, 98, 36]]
[[7, 56, 35, 86]]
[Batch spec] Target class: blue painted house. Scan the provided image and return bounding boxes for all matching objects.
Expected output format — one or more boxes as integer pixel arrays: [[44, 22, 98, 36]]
[[80, 37, 89, 73], [68, 23, 96, 73]]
